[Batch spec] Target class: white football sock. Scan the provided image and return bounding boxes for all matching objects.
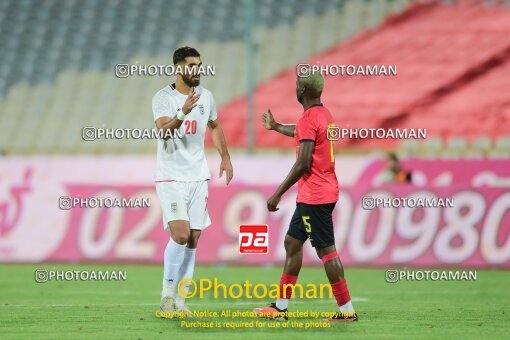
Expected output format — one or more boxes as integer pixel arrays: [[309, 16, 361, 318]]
[[162, 238, 186, 298], [275, 298, 289, 310], [339, 300, 355, 313], [175, 247, 197, 308]]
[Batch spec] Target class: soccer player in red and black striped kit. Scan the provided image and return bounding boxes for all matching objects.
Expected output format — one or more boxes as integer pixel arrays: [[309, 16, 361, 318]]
[[254, 70, 358, 322]]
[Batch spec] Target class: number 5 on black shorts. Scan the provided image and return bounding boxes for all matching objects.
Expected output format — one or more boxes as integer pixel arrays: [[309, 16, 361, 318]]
[[287, 202, 337, 249]]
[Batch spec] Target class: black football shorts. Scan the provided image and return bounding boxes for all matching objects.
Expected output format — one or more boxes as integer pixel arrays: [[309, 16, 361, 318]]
[[287, 202, 336, 249]]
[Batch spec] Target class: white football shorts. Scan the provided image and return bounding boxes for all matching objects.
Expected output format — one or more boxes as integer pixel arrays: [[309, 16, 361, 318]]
[[155, 180, 211, 230]]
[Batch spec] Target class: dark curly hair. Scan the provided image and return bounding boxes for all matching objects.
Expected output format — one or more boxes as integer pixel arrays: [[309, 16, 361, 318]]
[[173, 46, 200, 65]]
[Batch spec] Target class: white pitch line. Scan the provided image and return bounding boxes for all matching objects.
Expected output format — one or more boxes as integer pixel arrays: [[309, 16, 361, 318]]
[[358, 290, 478, 295], [1, 298, 368, 309], [352, 297, 369, 302], [1, 303, 157, 309]]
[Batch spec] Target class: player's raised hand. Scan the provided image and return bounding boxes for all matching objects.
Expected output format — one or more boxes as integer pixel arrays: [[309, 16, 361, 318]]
[[219, 156, 234, 185], [182, 87, 200, 114], [261, 109, 277, 130]]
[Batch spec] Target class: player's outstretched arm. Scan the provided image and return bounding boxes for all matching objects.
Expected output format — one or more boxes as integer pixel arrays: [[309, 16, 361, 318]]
[[261, 109, 295, 137], [267, 140, 314, 211], [155, 88, 200, 140], [208, 119, 233, 185]]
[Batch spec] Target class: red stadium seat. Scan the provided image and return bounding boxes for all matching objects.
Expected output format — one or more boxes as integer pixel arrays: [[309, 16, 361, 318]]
[[215, 1, 510, 149]]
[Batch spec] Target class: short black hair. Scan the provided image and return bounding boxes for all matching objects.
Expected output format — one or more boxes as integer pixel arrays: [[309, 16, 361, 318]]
[[173, 46, 200, 65]]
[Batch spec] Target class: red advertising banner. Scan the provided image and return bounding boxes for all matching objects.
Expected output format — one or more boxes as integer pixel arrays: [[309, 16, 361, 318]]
[[0, 156, 509, 267]]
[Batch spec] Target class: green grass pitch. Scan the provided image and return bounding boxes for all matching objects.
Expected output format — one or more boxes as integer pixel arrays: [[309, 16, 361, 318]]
[[0, 264, 508, 339]]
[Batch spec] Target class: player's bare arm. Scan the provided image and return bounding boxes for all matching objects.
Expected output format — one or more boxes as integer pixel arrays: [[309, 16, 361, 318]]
[[261, 109, 295, 137], [208, 119, 234, 185], [267, 140, 314, 211], [155, 88, 200, 140]]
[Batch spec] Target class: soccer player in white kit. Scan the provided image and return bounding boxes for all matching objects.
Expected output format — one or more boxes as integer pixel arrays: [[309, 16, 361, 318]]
[[152, 47, 233, 315]]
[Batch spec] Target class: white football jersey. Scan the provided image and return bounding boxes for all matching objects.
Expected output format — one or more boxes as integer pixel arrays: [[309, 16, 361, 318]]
[[152, 85, 217, 182]]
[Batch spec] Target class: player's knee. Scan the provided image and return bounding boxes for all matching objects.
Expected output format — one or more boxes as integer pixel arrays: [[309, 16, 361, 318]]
[[172, 230, 190, 245], [187, 233, 201, 248], [284, 237, 293, 253], [316, 245, 336, 259], [284, 237, 302, 256], [169, 220, 191, 244]]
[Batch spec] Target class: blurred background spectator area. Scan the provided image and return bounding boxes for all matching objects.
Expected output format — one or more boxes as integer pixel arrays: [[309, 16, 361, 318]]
[[0, 0, 509, 156]]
